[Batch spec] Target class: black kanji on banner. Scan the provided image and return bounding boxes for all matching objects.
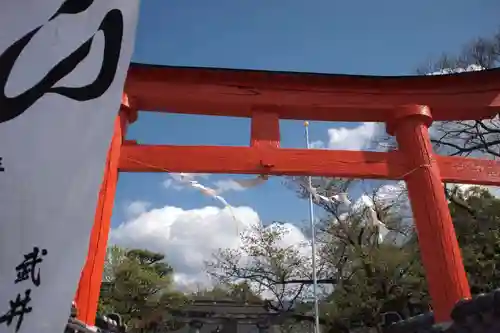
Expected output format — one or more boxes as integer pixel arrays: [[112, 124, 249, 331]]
[[0, 290, 33, 332], [15, 247, 48, 287], [1, 246, 48, 331]]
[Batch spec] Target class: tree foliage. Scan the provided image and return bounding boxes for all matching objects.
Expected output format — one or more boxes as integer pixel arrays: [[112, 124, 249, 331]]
[[207, 223, 314, 311], [448, 186, 500, 294], [191, 281, 261, 303], [98, 247, 186, 331], [204, 177, 430, 331]]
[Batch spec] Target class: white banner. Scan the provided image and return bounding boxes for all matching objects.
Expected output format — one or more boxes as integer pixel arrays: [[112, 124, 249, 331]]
[[0, 1, 139, 332]]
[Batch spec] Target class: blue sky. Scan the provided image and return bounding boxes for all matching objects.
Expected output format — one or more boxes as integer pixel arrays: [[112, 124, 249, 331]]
[[112, 0, 500, 228]]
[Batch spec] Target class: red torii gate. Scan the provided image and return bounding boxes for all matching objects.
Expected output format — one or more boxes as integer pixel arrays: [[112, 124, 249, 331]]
[[74, 63, 500, 325]]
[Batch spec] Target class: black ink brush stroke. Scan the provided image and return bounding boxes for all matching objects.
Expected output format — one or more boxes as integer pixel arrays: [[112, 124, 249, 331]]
[[48, 9, 124, 101], [0, 1, 124, 124], [49, 0, 95, 21]]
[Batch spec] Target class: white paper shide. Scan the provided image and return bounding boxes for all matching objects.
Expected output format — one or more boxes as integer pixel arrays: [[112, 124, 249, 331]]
[[0, 1, 139, 332]]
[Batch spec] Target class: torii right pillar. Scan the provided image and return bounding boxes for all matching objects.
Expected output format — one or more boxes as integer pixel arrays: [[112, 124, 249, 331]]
[[386, 105, 471, 322]]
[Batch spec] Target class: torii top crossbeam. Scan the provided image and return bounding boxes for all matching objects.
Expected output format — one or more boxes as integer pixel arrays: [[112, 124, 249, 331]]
[[125, 63, 500, 122], [75, 63, 500, 327]]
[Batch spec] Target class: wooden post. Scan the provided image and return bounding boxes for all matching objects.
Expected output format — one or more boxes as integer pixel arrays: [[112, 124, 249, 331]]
[[74, 95, 133, 325], [386, 105, 471, 322], [250, 110, 280, 173], [250, 110, 280, 149]]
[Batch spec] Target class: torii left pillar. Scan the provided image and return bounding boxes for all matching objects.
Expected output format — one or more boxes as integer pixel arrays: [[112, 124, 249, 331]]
[[74, 94, 136, 325]]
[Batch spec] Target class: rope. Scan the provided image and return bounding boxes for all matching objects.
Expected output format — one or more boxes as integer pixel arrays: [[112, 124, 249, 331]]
[[123, 157, 242, 234], [397, 160, 435, 180]]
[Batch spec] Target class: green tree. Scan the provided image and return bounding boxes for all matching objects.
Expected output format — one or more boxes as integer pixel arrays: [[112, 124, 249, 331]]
[[228, 281, 262, 303], [207, 223, 312, 310], [448, 186, 500, 294], [324, 185, 500, 329], [99, 247, 186, 331], [209, 179, 427, 331], [191, 281, 261, 303], [315, 188, 427, 331]]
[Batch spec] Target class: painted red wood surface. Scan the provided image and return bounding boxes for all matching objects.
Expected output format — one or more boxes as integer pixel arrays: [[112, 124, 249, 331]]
[[387, 105, 470, 322], [119, 144, 403, 178], [250, 111, 280, 149], [75, 97, 132, 325], [125, 63, 500, 122], [119, 144, 500, 186]]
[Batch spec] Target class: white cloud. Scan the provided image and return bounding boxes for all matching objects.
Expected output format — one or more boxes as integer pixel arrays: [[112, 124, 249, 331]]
[[119, 179, 500, 297], [124, 200, 151, 219], [110, 202, 309, 292], [326, 122, 385, 151]]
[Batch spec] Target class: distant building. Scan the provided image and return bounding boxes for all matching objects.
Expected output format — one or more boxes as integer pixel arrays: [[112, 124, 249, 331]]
[[166, 299, 318, 333]]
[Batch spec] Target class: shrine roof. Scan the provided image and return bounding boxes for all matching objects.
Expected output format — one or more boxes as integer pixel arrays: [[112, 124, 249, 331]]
[[383, 289, 500, 333]]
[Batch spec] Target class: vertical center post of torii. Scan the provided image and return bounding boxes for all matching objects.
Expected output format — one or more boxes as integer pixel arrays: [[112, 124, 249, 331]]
[[386, 105, 471, 322]]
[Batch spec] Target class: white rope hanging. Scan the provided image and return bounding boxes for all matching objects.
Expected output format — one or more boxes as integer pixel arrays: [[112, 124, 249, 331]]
[[175, 173, 268, 196], [361, 195, 390, 243], [174, 173, 389, 243], [184, 178, 240, 234], [169, 174, 270, 234], [303, 180, 351, 206], [188, 180, 231, 207], [173, 172, 199, 184], [331, 192, 352, 206], [303, 180, 388, 242]]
